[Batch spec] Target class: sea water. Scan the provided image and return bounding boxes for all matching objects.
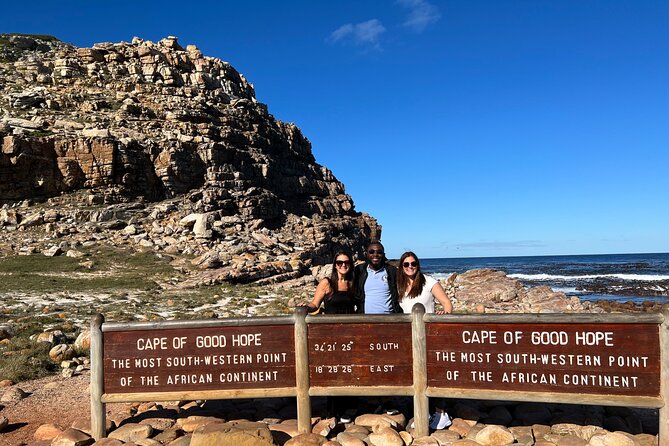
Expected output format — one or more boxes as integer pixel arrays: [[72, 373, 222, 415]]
[[420, 252, 669, 303]]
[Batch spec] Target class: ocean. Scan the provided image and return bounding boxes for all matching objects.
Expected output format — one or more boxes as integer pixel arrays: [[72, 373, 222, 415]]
[[420, 252, 669, 304]]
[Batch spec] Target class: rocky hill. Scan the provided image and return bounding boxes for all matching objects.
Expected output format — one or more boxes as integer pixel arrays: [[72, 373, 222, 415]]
[[0, 34, 380, 283]]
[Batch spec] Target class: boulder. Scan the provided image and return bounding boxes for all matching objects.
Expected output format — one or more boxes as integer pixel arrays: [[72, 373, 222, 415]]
[[108, 423, 153, 443], [190, 423, 276, 446]]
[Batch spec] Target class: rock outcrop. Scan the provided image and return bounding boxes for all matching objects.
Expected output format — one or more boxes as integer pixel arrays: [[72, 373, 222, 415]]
[[0, 34, 380, 282]]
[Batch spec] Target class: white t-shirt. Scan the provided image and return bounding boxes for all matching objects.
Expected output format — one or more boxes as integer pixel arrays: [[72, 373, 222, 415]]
[[399, 275, 439, 313]]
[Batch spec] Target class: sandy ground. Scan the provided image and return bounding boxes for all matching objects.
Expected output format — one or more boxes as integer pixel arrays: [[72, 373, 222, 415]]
[[0, 370, 122, 446]]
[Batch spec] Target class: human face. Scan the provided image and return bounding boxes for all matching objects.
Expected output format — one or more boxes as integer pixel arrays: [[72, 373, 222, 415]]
[[366, 243, 385, 269], [335, 256, 351, 274], [402, 256, 418, 277]]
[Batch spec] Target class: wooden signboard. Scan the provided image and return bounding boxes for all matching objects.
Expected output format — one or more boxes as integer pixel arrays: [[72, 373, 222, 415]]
[[426, 323, 661, 396], [308, 323, 413, 387], [103, 325, 295, 393]]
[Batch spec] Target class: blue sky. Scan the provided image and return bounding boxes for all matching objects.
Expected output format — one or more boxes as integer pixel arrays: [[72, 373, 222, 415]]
[[3, 1, 668, 259]]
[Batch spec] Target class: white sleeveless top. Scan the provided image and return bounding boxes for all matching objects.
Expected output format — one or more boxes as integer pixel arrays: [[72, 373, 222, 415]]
[[399, 275, 439, 313]]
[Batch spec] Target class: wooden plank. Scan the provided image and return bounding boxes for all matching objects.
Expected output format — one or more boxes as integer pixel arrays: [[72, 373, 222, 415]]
[[103, 324, 295, 394], [308, 323, 413, 387], [426, 323, 660, 397], [309, 386, 414, 396], [424, 313, 664, 324], [426, 387, 664, 408], [101, 387, 297, 403], [102, 316, 295, 331]]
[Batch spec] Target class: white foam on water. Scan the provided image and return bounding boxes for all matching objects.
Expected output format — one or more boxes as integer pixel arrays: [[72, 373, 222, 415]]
[[509, 273, 669, 282]]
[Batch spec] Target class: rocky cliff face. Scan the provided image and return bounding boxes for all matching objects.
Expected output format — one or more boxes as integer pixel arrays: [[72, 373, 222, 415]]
[[0, 34, 379, 283]]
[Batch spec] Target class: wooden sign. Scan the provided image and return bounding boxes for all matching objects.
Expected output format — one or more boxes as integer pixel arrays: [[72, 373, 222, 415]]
[[308, 323, 412, 387], [426, 323, 660, 396], [103, 325, 295, 393]]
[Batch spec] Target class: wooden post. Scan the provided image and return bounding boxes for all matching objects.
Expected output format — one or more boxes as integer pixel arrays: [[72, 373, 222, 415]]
[[294, 306, 312, 433], [90, 314, 106, 440], [660, 305, 669, 446], [412, 304, 428, 438]]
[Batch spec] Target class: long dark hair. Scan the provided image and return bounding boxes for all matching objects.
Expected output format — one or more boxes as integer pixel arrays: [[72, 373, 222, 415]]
[[328, 250, 354, 295], [397, 251, 425, 300]]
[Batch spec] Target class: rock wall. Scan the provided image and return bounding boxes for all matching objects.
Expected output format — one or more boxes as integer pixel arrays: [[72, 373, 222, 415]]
[[0, 34, 380, 281]]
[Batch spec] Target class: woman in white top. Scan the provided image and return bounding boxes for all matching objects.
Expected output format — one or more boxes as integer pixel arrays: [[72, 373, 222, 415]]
[[397, 251, 453, 314], [397, 251, 454, 430]]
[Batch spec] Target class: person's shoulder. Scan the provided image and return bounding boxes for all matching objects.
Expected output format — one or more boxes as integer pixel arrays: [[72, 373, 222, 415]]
[[424, 274, 438, 285], [317, 277, 333, 289]]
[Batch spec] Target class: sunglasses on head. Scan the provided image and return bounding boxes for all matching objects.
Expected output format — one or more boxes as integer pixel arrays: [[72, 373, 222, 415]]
[[368, 249, 384, 255], [403, 261, 418, 268], [335, 260, 350, 266]]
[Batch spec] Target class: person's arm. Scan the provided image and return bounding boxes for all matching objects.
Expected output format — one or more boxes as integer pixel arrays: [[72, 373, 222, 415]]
[[300, 278, 331, 312], [431, 281, 453, 314]]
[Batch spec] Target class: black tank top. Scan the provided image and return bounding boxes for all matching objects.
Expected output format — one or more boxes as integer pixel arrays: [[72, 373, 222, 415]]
[[324, 290, 356, 314]]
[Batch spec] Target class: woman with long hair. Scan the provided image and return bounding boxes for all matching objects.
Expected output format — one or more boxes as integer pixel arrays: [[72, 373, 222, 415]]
[[397, 251, 453, 314], [301, 250, 357, 422], [303, 250, 356, 314], [397, 251, 453, 430]]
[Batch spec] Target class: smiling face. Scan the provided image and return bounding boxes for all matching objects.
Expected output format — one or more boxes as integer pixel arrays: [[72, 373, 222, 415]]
[[334, 255, 351, 276], [402, 255, 418, 278], [366, 242, 385, 270]]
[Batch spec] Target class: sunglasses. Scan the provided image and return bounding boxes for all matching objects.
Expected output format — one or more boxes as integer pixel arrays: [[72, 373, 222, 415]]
[[403, 261, 418, 268], [335, 260, 350, 266], [368, 249, 384, 255]]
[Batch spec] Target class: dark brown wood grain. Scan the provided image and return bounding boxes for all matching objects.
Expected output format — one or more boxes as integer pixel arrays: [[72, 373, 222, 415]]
[[104, 325, 295, 394], [426, 323, 660, 396], [308, 323, 413, 387]]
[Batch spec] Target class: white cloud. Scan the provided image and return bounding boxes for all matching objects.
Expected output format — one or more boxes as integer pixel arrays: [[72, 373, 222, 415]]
[[397, 0, 441, 32], [328, 19, 386, 47]]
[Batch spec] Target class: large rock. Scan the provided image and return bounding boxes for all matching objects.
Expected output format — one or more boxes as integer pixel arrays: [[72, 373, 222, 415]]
[[108, 423, 153, 443], [475, 425, 515, 446], [190, 423, 276, 446], [1, 387, 28, 402], [0, 34, 381, 285], [34, 423, 65, 440], [51, 428, 94, 446]]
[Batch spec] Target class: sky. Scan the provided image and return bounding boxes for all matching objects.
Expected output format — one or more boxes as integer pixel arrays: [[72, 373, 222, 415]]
[[2, 1, 668, 259]]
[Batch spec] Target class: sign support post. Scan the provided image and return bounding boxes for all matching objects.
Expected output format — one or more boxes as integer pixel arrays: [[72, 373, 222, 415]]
[[412, 304, 428, 438], [294, 306, 312, 433], [660, 305, 669, 446], [90, 314, 106, 441]]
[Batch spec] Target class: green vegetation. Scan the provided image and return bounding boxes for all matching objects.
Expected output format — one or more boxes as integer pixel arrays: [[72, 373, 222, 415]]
[[0, 322, 60, 382], [0, 248, 177, 293], [0, 244, 301, 383]]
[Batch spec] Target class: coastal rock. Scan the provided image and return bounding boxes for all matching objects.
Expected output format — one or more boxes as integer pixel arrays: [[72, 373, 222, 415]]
[[189, 423, 276, 446], [588, 432, 636, 446], [34, 423, 65, 440], [51, 428, 94, 446], [367, 425, 404, 446], [285, 433, 329, 446], [35, 329, 68, 345], [336, 432, 367, 446], [74, 330, 91, 352], [1, 387, 28, 402], [0, 34, 380, 285], [108, 423, 153, 442], [475, 425, 515, 446], [49, 344, 76, 362], [354, 414, 398, 429]]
